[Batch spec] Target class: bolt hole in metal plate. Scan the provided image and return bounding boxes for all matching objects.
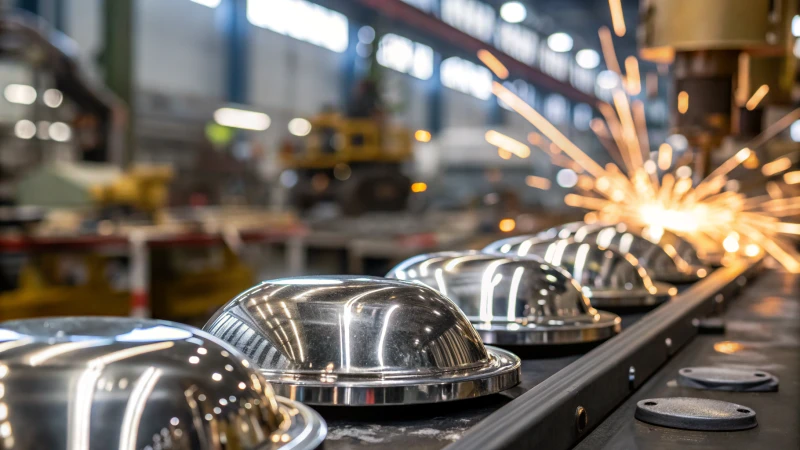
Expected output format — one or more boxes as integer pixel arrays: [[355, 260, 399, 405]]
[[635, 397, 757, 431], [678, 366, 779, 392]]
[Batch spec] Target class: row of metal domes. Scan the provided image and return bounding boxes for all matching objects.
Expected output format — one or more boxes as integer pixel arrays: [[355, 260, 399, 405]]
[[0, 221, 710, 449]]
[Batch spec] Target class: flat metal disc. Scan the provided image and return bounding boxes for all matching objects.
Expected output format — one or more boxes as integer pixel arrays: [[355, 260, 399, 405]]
[[264, 346, 521, 406], [275, 397, 328, 449], [474, 311, 622, 346], [635, 397, 757, 431], [678, 367, 779, 392]]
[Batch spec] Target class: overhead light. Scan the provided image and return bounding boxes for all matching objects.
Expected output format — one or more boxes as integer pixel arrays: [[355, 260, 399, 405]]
[[499, 2, 527, 24], [791, 120, 800, 142], [14, 120, 36, 139], [190, 0, 221, 8], [794, 15, 800, 37], [43, 89, 63, 108], [575, 49, 600, 69], [556, 169, 578, 188], [596, 70, 619, 89], [288, 118, 312, 136], [49, 122, 72, 142], [213, 107, 271, 131], [414, 130, 432, 142], [358, 26, 375, 44], [675, 165, 692, 179], [547, 33, 573, 53], [4, 84, 36, 105]]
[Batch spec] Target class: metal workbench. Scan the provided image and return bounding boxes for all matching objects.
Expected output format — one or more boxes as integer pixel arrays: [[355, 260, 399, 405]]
[[312, 260, 798, 449]]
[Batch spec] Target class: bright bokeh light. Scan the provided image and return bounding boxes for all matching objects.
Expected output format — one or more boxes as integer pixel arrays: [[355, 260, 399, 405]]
[[547, 33, 573, 53], [675, 166, 692, 179], [4, 84, 36, 105], [596, 70, 619, 89], [358, 26, 375, 44], [745, 244, 761, 257], [411, 182, 428, 193], [793, 15, 800, 37], [247, 0, 348, 53], [288, 118, 312, 136], [723, 233, 740, 253], [499, 2, 527, 24], [575, 49, 600, 69], [214, 107, 271, 131], [14, 120, 36, 139], [790, 120, 800, 142], [48, 122, 71, 142], [499, 218, 516, 232], [556, 169, 578, 188], [377, 33, 434, 80], [43, 89, 63, 108], [415, 130, 432, 142]]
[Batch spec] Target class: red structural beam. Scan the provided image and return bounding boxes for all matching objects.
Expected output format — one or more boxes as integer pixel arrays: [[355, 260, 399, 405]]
[[354, 0, 602, 107]]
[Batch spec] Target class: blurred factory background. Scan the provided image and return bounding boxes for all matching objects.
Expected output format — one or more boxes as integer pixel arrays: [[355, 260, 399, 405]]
[[0, 0, 797, 323]]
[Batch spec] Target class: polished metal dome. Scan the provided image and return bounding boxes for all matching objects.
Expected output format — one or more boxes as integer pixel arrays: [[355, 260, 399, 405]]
[[487, 239, 677, 308], [387, 251, 621, 345], [0, 317, 326, 450], [203, 276, 521, 406], [577, 225, 709, 283], [483, 221, 601, 255]]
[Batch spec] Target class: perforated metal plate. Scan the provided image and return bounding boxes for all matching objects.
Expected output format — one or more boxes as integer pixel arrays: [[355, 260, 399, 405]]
[[678, 367, 779, 392], [635, 398, 757, 431]]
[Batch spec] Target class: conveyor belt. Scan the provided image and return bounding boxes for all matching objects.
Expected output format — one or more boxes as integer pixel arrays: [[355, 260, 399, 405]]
[[317, 312, 649, 448], [314, 261, 774, 449], [576, 269, 799, 450]]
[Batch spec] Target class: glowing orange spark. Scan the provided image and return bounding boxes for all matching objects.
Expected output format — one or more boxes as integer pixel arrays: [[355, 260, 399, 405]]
[[657, 143, 673, 171], [762, 157, 792, 176], [526, 176, 551, 190], [745, 85, 769, 111], [485, 130, 530, 158], [598, 27, 621, 75], [608, 0, 626, 37], [477, 49, 509, 79], [784, 171, 800, 185], [625, 56, 641, 95], [677, 91, 689, 114], [492, 82, 606, 178]]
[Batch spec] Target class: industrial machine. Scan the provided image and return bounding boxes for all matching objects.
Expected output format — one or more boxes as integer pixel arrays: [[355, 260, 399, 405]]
[[639, 0, 799, 176], [281, 112, 413, 215]]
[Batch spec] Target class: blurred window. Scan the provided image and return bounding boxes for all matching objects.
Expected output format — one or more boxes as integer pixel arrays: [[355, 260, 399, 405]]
[[441, 0, 496, 42], [441, 57, 492, 100], [247, 0, 348, 53], [377, 34, 434, 80]]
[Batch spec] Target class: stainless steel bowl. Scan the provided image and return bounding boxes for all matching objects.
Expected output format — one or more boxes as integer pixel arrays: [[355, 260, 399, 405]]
[[578, 225, 710, 283], [203, 276, 521, 406], [484, 221, 602, 255], [0, 317, 326, 450], [487, 239, 677, 308], [387, 251, 621, 345]]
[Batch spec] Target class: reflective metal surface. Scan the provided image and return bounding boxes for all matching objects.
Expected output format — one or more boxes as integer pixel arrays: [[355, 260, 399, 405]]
[[487, 239, 677, 308], [578, 225, 710, 283], [0, 317, 326, 450], [483, 221, 601, 255], [387, 251, 621, 345], [204, 276, 521, 406]]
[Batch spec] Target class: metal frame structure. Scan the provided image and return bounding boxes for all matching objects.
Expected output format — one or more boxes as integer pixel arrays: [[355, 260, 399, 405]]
[[445, 258, 762, 450]]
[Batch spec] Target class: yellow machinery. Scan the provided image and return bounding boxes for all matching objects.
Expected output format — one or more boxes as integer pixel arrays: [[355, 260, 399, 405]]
[[281, 113, 414, 215], [90, 165, 174, 223]]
